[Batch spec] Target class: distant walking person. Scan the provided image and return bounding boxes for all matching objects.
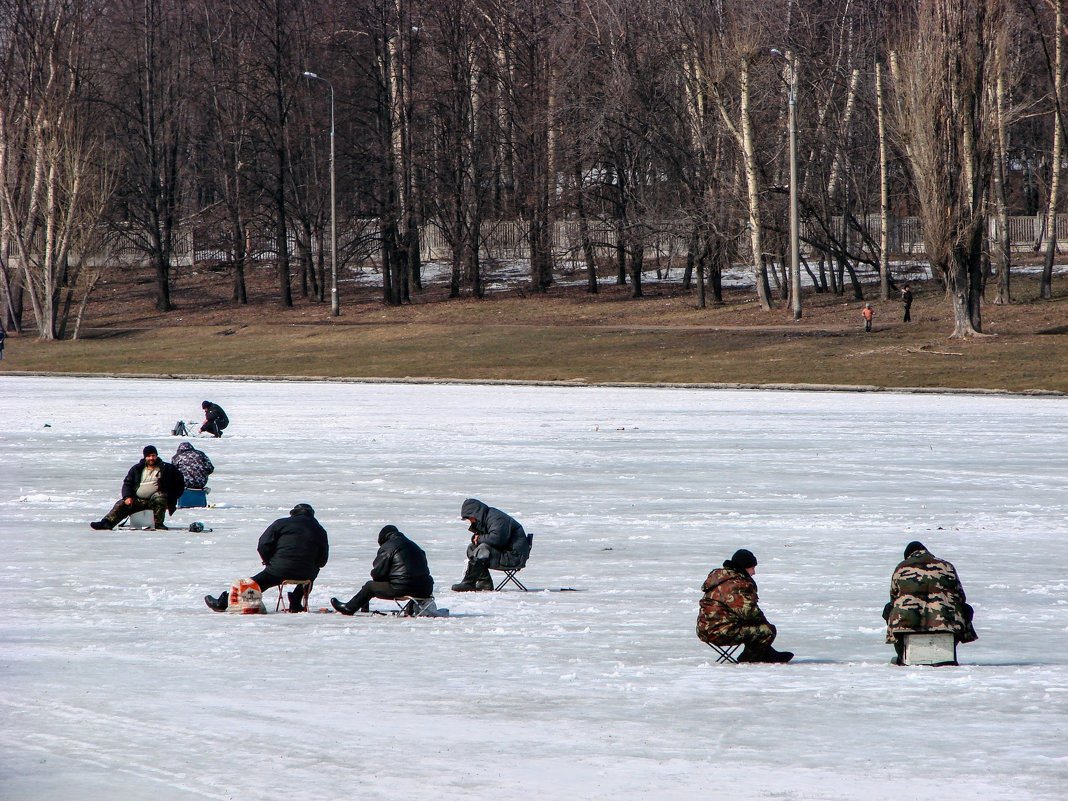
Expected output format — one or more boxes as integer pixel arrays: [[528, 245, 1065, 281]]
[[883, 541, 976, 665], [200, 400, 229, 437], [330, 525, 434, 614], [696, 548, 793, 663], [0, 327, 5, 360], [901, 285, 913, 322], [862, 303, 874, 332], [90, 445, 185, 531]]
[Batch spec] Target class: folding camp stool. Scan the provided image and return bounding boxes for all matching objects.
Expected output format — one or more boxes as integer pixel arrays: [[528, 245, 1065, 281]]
[[491, 532, 534, 591], [276, 579, 313, 613], [392, 596, 437, 617], [706, 642, 742, 664]]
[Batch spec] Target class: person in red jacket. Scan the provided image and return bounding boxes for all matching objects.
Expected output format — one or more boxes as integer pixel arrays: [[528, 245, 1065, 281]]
[[696, 549, 793, 663], [862, 303, 874, 332]]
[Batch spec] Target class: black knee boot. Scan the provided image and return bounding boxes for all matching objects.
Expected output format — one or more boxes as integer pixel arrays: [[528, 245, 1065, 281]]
[[452, 559, 492, 592]]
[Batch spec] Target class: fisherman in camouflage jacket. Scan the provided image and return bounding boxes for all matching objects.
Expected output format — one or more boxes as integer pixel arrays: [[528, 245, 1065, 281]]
[[696, 549, 793, 663], [883, 541, 977, 662]]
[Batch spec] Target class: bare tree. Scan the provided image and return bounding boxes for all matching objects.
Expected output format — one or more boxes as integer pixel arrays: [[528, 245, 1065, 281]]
[[892, 0, 1005, 338], [0, 0, 116, 340]]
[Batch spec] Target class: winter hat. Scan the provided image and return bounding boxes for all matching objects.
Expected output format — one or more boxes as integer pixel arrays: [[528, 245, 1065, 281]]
[[143, 445, 158, 457], [730, 548, 758, 570], [378, 524, 399, 545], [290, 503, 315, 517], [202, 401, 211, 409], [904, 541, 926, 558]]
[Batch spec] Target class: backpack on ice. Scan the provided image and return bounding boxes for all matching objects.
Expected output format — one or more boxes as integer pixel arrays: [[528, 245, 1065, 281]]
[[226, 578, 266, 615]]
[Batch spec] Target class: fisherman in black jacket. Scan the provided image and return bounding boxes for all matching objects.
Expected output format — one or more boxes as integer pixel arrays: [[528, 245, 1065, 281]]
[[331, 525, 434, 614], [90, 445, 185, 531], [451, 498, 529, 592], [200, 401, 229, 437], [205, 503, 329, 612]]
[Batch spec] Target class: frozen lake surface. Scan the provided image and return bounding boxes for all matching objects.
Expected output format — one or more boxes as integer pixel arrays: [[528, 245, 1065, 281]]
[[2, 376, 1066, 800]]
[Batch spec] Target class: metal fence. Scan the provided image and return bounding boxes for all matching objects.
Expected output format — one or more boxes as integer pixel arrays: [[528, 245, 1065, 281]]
[[3, 214, 1061, 270]]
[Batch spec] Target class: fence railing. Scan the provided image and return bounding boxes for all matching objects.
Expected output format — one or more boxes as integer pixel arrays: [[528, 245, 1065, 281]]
[[3, 214, 1062, 271]]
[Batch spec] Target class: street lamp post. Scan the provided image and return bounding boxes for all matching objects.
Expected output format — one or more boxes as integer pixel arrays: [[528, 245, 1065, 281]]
[[771, 49, 801, 320], [302, 71, 339, 317]]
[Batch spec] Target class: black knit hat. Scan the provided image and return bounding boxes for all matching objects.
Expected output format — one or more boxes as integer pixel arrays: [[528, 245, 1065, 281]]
[[730, 548, 758, 570], [143, 445, 158, 457], [202, 401, 211, 409], [904, 541, 926, 558], [378, 524, 399, 544], [290, 503, 315, 517]]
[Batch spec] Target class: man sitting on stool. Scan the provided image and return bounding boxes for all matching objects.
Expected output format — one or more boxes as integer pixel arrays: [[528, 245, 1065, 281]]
[[696, 548, 794, 663], [90, 445, 185, 531], [883, 541, 976, 665], [331, 525, 434, 614], [451, 498, 528, 592], [171, 441, 214, 490], [205, 503, 328, 612]]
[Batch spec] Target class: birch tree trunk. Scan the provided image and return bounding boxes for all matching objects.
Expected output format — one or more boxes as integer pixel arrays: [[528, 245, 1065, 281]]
[[876, 60, 891, 301], [714, 56, 771, 310], [1041, 0, 1063, 299]]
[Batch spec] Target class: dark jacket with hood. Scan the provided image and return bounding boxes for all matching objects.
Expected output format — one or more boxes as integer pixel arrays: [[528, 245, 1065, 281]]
[[462, 498, 528, 555], [370, 525, 433, 593], [257, 507, 329, 580], [121, 459, 185, 515]]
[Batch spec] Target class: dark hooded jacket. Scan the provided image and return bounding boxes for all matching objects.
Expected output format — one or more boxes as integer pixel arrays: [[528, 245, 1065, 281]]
[[256, 509, 329, 580], [462, 498, 528, 555], [121, 459, 185, 515], [369, 526, 433, 592]]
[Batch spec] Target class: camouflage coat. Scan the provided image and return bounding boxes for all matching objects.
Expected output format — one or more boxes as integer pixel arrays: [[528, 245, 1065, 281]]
[[884, 548, 977, 644], [696, 566, 774, 646]]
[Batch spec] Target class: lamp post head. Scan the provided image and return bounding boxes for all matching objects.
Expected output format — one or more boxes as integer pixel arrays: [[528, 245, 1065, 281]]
[[303, 71, 319, 78], [770, 48, 783, 58]]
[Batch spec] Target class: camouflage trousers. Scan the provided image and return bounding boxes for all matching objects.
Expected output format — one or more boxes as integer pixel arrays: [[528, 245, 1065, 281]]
[[104, 492, 168, 527], [696, 619, 777, 650]]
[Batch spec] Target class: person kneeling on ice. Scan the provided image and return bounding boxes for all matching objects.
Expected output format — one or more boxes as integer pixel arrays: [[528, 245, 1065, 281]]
[[696, 549, 793, 663], [90, 445, 185, 531], [883, 541, 976, 665], [452, 498, 529, 592], [205, 503, 329, 613], [331, 525, 434, 614], [200, 400, 229, 438]]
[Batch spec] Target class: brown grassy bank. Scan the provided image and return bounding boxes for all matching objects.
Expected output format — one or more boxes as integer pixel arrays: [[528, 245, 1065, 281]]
[[2, 264, 1066, 393]]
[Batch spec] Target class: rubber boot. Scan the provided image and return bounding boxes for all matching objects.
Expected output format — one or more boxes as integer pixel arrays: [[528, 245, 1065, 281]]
[[204, 591, 228, 612], [473, 560, 494, 591], [330, 596, 368, 615], [739, 644, 793, 664], [452, 559, 485, 592], [287, 590, 305, 613]]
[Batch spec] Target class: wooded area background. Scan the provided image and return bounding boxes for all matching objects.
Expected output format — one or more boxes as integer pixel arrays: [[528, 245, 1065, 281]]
[[1, 0, 1065, 341]]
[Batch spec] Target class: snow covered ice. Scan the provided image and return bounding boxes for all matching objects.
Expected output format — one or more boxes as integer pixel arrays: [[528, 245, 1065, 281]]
[[2, 375, 1066, 801]]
